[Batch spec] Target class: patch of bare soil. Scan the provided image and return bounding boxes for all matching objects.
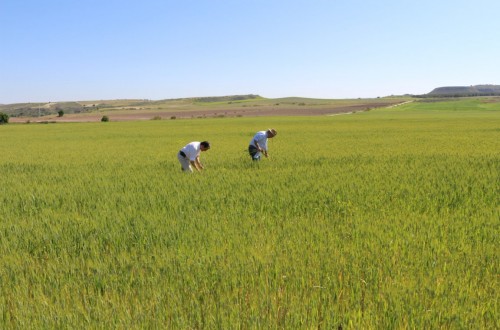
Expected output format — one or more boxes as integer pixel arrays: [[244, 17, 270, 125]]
[[480, 97, 500, 103]]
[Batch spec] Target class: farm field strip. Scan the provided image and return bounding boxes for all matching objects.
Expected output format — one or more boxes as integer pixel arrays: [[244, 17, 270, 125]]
[[0, 102, 499, 328]]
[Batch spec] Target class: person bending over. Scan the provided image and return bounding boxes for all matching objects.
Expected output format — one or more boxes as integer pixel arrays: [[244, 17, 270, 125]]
[[248, 128, 277, 161], [178, 141, 210, 172]]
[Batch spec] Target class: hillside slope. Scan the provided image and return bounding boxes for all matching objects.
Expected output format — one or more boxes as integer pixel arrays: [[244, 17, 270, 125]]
[[3, 95, 408, 122], [427, 84, 500, 97]]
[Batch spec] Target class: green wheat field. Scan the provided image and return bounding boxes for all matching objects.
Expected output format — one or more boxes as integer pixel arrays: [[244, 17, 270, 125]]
[[1, 98, 499, 328]]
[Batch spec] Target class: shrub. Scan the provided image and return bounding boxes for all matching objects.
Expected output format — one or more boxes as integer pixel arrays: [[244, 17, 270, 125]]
[[0, 112, 9, 124], [57, 110, 64, 117], [101, 116, 109, 122]]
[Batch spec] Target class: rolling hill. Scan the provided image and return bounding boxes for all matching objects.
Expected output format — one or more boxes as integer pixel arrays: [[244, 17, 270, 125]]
[[1, 95, 408, 122], [426, 84, 500, 97]]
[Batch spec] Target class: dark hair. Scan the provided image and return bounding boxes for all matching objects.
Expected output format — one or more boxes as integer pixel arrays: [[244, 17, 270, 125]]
[[201, 141, 210, 148]]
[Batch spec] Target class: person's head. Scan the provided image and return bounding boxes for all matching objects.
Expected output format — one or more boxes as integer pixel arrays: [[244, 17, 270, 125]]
[[266, 128, 277, 138], [200, 141, 211, 151]]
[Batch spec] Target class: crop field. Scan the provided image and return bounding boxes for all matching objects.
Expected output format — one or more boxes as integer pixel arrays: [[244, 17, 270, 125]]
[[0, 99, 499, 328], [5, 96, 407, 122]]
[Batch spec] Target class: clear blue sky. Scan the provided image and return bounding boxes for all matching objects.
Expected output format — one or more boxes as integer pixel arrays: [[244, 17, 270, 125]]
[[1, 0, 499, 103]]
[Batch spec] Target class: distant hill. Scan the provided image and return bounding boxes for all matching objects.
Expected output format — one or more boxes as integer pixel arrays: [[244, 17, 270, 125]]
[[193, 94, 261, 103], [425, 84, 500, 97], [0, 102, 89, 117], [1, 94, 410, 122], [0, 94, 262, 118]]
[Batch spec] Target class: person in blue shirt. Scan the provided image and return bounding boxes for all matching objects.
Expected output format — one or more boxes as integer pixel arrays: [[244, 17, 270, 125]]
[[248, 129, 277, 161]]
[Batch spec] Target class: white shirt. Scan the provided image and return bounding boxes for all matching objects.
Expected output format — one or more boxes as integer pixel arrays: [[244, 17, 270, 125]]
[[249, 131, 268, 151], [181, 142, 201, 161]]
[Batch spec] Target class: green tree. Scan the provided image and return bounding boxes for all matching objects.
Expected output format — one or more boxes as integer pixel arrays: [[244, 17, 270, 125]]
[[0, 112, 9, 124]]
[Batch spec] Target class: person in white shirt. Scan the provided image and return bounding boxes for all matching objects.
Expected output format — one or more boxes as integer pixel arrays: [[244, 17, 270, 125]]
[[178, 141, 210, 172], [248, 128, 277, 160]]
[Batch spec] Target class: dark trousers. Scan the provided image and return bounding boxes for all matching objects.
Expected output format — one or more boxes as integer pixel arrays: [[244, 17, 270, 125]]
[[248, 145, 260, 160]]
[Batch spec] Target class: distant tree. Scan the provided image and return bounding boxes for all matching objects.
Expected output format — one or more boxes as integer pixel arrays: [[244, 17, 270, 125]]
[[101, 115, 109, 122], [57, 110, 64, 117], [0, 112, 9, 124]]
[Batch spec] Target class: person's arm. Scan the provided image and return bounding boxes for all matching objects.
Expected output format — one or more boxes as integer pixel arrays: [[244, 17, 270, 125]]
[[254, 139, 268, 157], [195, 156, 204, 170], [254, 139, 265, 153], [190, 159, 201, 172], [191, 156, 203, 171]]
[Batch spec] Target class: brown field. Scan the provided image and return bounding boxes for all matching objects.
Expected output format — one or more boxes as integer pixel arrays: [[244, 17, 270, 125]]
[[9, 99, 405, 123]]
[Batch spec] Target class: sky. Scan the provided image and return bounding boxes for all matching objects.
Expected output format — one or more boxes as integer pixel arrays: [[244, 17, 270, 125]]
[[1, 0, 499, 104]]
